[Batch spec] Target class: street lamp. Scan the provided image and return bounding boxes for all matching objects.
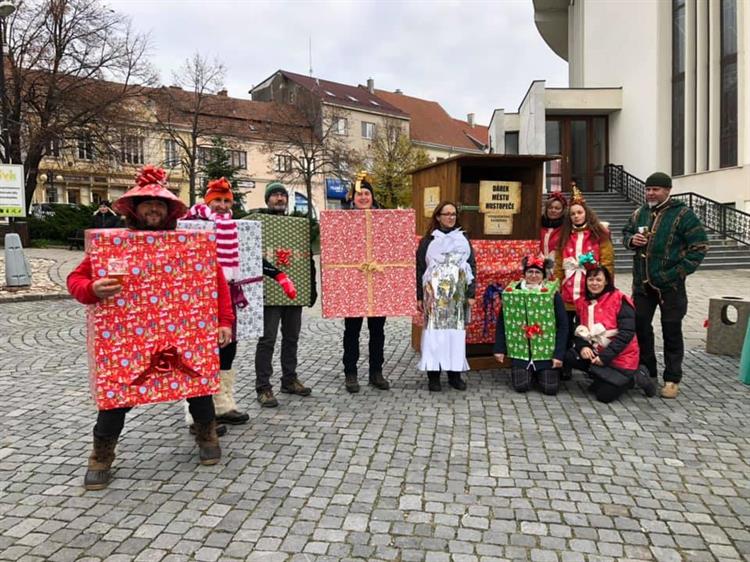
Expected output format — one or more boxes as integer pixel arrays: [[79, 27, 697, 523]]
[[0, 0, 16, 164], [39, 172, 64, 203]]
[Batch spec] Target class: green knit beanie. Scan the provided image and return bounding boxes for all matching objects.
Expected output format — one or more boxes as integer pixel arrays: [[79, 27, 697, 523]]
[[645, 172, 672, 189], [265, 182, 288, 202]]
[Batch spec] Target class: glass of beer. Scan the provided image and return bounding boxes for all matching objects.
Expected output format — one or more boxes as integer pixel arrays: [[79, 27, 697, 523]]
[[107, 258, 128, 285]]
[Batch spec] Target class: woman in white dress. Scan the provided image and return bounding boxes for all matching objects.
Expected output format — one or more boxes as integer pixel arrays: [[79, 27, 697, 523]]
[[416, 201, 476, 391]]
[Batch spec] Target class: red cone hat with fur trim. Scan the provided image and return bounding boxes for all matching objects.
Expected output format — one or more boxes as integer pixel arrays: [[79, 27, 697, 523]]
[[112, 165, 187, 220]]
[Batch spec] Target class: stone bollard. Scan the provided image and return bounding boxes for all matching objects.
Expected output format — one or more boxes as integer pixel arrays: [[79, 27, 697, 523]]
[[4, 233, 32, 288], [706, 296, 750, 357]]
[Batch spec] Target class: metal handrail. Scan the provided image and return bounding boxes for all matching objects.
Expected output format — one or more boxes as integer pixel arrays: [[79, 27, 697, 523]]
[[604, 164, 750, 245]]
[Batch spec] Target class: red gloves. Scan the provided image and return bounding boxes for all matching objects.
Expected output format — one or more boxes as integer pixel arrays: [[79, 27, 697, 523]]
[[275, 273, 297, 300]]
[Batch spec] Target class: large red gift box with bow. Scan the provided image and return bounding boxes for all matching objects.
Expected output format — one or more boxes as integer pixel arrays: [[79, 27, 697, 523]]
[[320, 209, 417, 318], [85, 229, 221, 410], [466, 239, 540, 344]]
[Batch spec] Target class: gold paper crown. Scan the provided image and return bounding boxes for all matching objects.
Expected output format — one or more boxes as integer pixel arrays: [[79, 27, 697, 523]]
[[353, 170, 373, 193], [571, 186, 586, 206]]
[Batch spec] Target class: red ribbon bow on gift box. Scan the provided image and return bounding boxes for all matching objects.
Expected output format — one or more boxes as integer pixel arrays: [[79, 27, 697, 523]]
[[276, 248, 292, 267], [523, 323, 543, 339], [131, 345, 200, 386]]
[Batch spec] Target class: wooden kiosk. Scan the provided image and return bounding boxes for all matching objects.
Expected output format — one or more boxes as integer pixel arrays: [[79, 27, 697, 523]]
[[411, 154, 557, 370]]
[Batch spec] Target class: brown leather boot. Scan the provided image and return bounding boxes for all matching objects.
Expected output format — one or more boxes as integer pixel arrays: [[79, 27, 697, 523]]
[[84, 435, 118, 491], [194, 420, 222, 466]]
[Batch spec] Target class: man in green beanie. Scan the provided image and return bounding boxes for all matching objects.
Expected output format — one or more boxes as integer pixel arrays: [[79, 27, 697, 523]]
[[252, 182, 317, 407], [622, 172, 708, 399]]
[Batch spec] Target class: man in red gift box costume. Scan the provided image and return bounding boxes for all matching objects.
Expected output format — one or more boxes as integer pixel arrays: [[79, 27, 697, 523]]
[[67, 165, 234, 491]]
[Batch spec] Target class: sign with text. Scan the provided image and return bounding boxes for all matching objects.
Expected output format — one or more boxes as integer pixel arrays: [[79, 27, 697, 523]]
[[0, 164, 26, 217], [423, 186, 441, 218], [484, 214, 513, 235], [479, 180, 521, 215]]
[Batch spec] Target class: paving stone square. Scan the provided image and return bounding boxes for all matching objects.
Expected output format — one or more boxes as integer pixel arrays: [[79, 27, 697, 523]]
[[1, 258, 750, 560]]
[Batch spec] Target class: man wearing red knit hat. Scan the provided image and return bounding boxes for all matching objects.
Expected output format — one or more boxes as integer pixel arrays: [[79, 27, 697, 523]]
[[184, 178, 297, 426]]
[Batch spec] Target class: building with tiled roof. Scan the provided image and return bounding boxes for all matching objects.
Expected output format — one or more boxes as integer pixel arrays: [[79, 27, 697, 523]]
[[373, 87, 488, 160]]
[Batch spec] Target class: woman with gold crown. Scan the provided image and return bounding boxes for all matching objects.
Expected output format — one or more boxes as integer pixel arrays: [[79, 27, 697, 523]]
[[341, 172, 391, 393], [553, 187, 614, 374]]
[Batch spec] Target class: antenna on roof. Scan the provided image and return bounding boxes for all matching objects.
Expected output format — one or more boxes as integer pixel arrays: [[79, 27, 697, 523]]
[[308, 36, 313, 77]]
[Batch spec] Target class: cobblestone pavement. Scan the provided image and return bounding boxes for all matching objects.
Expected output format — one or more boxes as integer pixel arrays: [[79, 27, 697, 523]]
[[1, 278, 750, 561], [0, 248, 82, 302]]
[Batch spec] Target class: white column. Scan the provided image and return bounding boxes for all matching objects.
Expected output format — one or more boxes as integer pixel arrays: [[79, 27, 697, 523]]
[[708, 0, 721, 171], [695, 0, 709, 172], [685, 0, 697, 174]]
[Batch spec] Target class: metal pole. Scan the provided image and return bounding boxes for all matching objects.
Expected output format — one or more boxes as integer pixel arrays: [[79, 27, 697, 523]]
[[0, 16, 9, 164]]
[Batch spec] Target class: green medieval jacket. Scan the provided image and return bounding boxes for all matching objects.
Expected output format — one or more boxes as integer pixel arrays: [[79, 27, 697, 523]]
[[622, 198, 708, 294]]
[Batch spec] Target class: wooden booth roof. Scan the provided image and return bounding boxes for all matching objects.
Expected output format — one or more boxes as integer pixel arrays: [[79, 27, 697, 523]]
[[410, 154, 560, 175]]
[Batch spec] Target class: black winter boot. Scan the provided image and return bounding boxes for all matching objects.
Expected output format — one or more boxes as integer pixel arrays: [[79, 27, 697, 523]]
[[194, 420, 222, 466], [427, 371, 442, 392], [634, 365, 657, 397], [368, 372, 390, 390], [84, 435, 118, 491], [447, 372, 467, 391]]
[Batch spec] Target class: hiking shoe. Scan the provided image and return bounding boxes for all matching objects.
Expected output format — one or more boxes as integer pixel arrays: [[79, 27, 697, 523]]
[[281, 378, 312, 396], [345, 373, 360, 393], [257, 389, 279, 408], [661, 382, 679, 399], [216, 410, 250, 425], [368, 372, 390, 390]]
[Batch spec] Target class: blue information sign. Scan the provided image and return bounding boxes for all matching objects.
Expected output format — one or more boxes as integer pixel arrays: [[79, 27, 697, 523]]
[[325, 178, 349, 200]]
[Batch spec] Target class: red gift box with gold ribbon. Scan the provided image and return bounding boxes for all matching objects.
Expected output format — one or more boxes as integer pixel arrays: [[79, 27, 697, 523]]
[[320, 209, 417, 318], [85, 229, 221, 410]]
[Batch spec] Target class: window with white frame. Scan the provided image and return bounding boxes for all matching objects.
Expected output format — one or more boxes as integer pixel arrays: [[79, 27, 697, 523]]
[[333, 117, 348, 136], [164, 139, 179, 167], [121, 135, 145, 165], [77, 133, 94, 160], [361, 122, 376, 140], [276, 154, 292, 172], [47, 137, 61, 158], [230, 149, 247, 169], [197, 146, 211, 165]]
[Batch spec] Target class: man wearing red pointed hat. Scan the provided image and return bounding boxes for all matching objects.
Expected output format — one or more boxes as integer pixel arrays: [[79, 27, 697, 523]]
[[67, 165, 234, 491]]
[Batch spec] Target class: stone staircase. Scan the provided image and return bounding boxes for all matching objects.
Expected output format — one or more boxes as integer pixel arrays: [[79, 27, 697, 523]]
[[582, 191, 750, 272]]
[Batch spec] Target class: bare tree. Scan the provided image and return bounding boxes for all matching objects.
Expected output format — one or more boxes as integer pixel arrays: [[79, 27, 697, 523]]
[[261, 98, 356, 218], [369, 118, 430, 209], [4, 0, 156, 208], [147, 53, 226, 205]]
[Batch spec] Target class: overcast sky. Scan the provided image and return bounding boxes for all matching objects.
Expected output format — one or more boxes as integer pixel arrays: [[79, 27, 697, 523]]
[[108, 0, 568, 125]]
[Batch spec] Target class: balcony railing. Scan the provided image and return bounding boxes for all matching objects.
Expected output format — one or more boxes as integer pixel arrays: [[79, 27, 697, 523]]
[[604, 164, 750, 245]]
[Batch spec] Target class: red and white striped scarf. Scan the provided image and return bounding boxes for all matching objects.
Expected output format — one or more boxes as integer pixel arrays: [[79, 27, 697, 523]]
[[186, 203, 240, 281]]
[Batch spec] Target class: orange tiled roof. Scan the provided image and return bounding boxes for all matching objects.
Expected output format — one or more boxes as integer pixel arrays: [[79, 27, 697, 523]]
[[374, 89, 488, 151]]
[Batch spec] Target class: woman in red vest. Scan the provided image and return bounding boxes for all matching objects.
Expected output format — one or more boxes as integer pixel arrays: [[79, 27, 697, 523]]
[[564, 266, 656, 403]]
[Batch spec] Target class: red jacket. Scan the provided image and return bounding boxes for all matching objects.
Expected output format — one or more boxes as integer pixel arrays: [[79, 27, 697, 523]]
[[67, 255, 235, 328], [540, 225, 561, 261], [575, 289, 639, 371]]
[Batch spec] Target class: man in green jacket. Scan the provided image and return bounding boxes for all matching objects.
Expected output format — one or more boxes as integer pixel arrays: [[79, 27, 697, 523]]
[[622, 172, 708, 399]]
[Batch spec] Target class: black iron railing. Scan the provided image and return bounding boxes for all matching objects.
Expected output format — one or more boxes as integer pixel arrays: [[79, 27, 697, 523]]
[[604, 164, 750, 245]]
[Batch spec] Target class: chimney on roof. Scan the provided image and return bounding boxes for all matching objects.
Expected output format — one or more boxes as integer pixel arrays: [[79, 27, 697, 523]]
[[467, 113, 475, 128], [367, 78, 374, 94], [169, 84, 182, 90], [217, 89, 228, 97], [395, 89, 403, 95]]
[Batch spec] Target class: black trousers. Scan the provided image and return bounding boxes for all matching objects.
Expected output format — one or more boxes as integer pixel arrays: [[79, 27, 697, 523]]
[[564, 349, 632, 404], [220, 341, 237, 370], [343, 317, 386, 376], [634, 283, 688, 383], [511, 367, 561, 395], [255, 306, 303, 391], [94, 395, 215, 439]]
